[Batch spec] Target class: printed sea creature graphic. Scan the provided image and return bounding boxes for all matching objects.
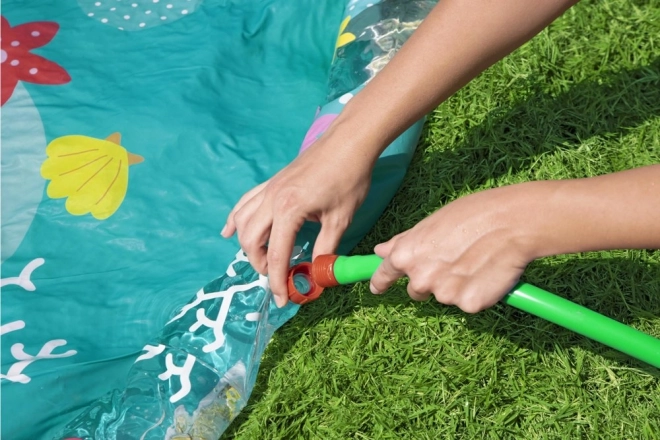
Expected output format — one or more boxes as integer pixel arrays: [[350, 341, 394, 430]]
[[40, 133, 143, 220], [1, 16, 71, 106], [77, 0, 203, 32], [336, 16, 356, 50]]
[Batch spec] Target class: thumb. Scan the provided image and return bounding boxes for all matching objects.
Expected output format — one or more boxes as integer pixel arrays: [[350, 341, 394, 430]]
[[312, 221, 345, 260]]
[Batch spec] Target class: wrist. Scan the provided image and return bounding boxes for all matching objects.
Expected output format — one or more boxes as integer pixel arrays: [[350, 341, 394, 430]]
[[494, 181, 567, 261], [318, 103, 391, 167], [503, 179, 608, 260]]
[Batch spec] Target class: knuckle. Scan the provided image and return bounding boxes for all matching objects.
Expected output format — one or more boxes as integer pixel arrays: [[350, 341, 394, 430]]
[[235, 186, 260, 208], [267, 247, 287, 265], [432, 287, 456, 307], [274, 188, 302, 213], [458, 301, 483, 314], [241, 237, 259, 256], [408, 277, 430, 296], [237, 191, 252, 206], [408, 291, 429, 302], [330, 214, 351, 231], [233, 208, 249, 228], [454, 286, 486, 314], [238, 231, 263, 256], [388, 249, 410, 271]]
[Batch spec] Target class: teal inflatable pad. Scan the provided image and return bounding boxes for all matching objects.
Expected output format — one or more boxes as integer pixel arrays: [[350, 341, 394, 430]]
[[0, 1, 436, 438]]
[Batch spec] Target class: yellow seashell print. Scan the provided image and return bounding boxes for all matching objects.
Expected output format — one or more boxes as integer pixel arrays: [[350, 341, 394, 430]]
[[40, 132, 143, 220], [336, 16, 356, 50]]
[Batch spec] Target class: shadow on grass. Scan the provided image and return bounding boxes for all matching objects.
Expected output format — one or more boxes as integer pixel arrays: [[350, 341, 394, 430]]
[[223, 255, 660, 439], [223, 60, 660, 438], [445, 256, 659, 376], [370, 58, 660, 230]]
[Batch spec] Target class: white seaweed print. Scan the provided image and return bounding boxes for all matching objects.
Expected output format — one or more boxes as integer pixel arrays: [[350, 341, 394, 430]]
[[135, 343, 166, 363], [158, 353, 196, 403], [168, 249, 269, 353], [1, 258, 78, 384], [135, 250, 268, 403], [0, 320, 77, 384], [137, 246, 306, 403], [0, 258, 45, 291], [182, 276, 268, 353]]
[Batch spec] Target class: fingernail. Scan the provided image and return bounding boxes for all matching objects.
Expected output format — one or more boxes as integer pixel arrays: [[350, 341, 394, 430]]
[[220, 225, 227, 237], [370, 283, 380, 295], [275, 296, 286, 308]]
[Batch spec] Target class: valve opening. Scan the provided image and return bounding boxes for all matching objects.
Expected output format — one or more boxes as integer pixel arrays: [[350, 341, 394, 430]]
[[287, 262, 324, 305], [292, 273, 312, 295]]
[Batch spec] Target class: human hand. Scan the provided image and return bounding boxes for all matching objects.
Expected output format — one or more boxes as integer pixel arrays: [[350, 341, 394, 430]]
[[369, 185, 538, 313], [222, 128, 375, 307]]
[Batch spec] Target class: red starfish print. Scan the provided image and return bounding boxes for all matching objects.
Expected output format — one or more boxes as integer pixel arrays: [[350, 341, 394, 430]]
[[1, 16, 71, 106]]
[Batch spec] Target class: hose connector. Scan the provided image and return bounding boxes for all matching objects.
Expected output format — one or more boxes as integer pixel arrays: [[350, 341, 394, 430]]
[[287, 254, 341, 304], [312, 254, 340, 287], [286, 262, 324, 305]]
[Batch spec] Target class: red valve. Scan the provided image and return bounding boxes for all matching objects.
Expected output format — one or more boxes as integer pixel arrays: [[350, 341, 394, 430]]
[[286, 262, 324, 305], [287, 255, 343, 305]]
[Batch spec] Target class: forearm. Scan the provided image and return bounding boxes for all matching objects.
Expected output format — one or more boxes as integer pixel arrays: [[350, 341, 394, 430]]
[[324, 0, 580, 165], [517, 165, 660, 257]]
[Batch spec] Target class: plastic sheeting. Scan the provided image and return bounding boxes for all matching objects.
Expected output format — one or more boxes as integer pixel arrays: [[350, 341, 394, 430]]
[[1, 1, 434, 438]]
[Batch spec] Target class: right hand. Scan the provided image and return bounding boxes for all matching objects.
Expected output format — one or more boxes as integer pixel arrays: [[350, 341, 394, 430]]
[[221, 128, 374, 307]]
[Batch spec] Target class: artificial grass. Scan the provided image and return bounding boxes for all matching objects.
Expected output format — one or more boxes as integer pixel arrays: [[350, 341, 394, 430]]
[[224, 0, 660, 438]]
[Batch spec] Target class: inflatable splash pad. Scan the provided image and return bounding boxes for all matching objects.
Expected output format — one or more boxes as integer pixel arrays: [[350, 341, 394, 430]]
[[1, 0, 436, 437]]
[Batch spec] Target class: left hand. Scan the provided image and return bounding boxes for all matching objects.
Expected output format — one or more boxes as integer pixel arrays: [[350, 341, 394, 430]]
[[369, 185, 539, 313], [221, 123, 374, 307]]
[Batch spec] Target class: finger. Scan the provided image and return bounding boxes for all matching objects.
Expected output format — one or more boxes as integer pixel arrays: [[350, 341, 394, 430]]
[[374, 231, 405, 258], [456, 277, 518, 314], [267, 215, 304, 307], [374, 241, 393, 258], [232, 191, 271, 274], [430, 276, 463, 309], [222, 182, 266, 238], [238, 211, 272, 276], [369, 255, 406, 295], [312, 217, 348, 260], [407, 281, 432, 302]]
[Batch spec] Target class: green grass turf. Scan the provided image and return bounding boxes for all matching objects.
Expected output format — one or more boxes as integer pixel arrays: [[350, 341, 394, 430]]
[[225, 0, 660, 438]]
